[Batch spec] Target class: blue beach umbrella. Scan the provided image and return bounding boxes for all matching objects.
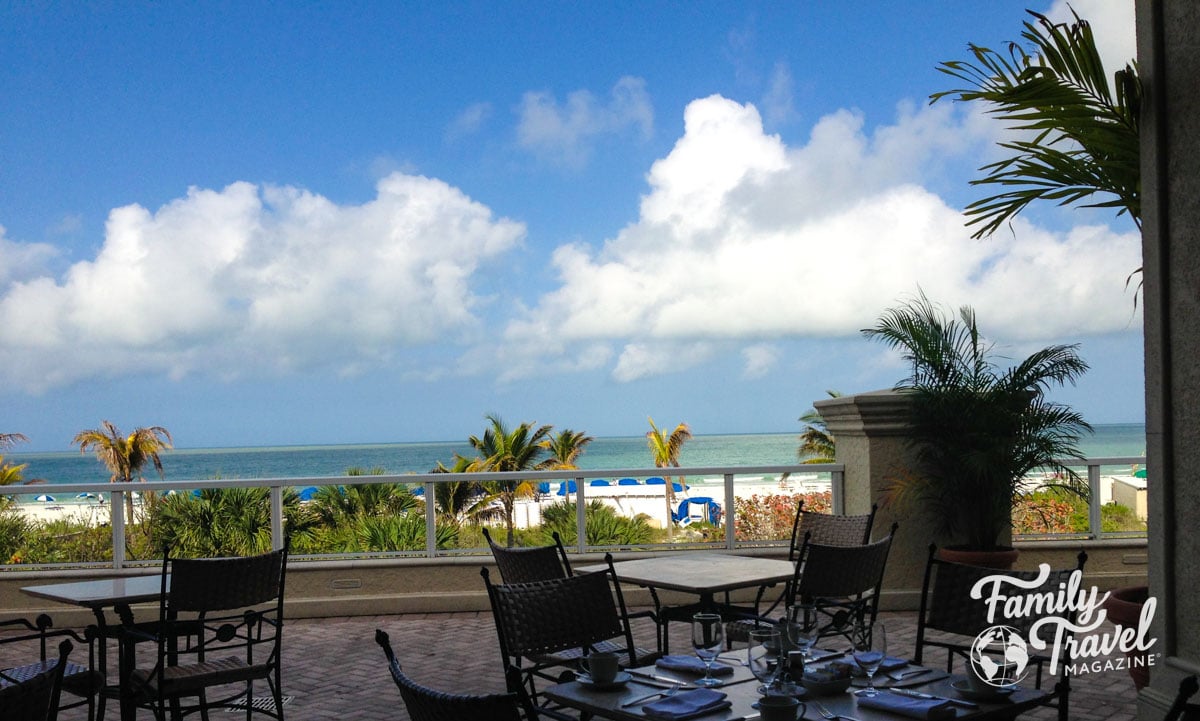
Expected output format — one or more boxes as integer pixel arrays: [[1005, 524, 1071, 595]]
[[75, 492, 98, 500], [617, 478, 640, 486], [590, 479, 610, 487], [645, 477, 666, 486], [298, 487, 318, 501], [34, 494, 56, 502]]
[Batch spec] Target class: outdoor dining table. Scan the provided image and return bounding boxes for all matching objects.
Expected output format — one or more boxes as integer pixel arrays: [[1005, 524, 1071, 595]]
[[543, 658, 1052, 720], [579, 553, 795, 653], [21, 574, 166, 721]]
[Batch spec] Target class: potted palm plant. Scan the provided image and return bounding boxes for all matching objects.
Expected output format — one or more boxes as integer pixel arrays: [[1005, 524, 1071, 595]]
[[864, 292, 1092, 568]]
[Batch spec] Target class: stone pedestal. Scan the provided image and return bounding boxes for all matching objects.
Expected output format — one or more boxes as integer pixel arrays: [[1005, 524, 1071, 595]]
[[815, 389, 933, 610]]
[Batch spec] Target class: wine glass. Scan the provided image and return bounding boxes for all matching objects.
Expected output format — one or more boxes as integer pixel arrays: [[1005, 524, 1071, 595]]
[[784, 604, 820, 661], [691, 613, 725, 687], [852, 623, 887, 697], [747, 627, 781, 695]]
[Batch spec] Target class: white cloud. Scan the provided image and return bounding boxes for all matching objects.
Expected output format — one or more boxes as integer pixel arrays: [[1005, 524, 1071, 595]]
[[504, 95, 1141, 382], [515, 76, 654, 168], [0, 226, 59, 287], [0, 174, 525, 393], [742, 343, 780, 378], [612, 341, 713, 383], [762, 62, 798, 127], [1047, 0, 1136, 72], [446, 102, 493, 141]]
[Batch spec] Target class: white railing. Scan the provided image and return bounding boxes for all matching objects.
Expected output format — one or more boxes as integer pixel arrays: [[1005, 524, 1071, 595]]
[[6, 464, 842, 569], [4, 455, 1147, 570]]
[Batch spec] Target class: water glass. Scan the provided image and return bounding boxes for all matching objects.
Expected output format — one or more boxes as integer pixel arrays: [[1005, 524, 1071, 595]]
[[852, 623, 887, 697], [691, 613, 725, 687], [747, 627, 780, 694], [784, 604, 820, 660]]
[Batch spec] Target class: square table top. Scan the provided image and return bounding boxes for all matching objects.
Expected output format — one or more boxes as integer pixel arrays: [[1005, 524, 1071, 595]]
[[21, 575, 163, 609], [580, 554, 795, 596]]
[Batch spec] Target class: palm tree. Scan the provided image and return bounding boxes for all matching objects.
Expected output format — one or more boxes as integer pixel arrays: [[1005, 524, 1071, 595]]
[[430, 455, 490, 525], [541, 428, 594, 504], [72, 421, 173, 518], [541, 429, 594, 469], [468, 414, 553, 546], [931, 10, 1140, 245], [798, 391, 841, 464], [863, 291, 1092, 550], [646, 417, 692, 538], [0, 433, 29, 496]]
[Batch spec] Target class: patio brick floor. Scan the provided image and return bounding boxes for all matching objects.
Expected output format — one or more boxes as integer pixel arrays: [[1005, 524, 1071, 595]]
[[7, 608, 1141, 720]]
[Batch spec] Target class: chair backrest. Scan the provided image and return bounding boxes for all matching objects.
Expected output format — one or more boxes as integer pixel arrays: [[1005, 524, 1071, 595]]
[[0, 638, 71, 721], [915, 544, 1088, 664], [794, 524, 896, 601], [167, 544, 288, 613], [375, 629, 532, 721], [482, 527, 572, 583], [481, 555, 637, 666], [788, 503, 877, 560]]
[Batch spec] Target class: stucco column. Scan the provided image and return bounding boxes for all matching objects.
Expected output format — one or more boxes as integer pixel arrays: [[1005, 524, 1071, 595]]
[[815, 389, 932, 610], [1136, 0, 1200, 716]]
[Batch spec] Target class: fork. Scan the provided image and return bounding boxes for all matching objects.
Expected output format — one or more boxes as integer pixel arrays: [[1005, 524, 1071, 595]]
[[813, 700, 861, 721], [620, 683, 680, 707]]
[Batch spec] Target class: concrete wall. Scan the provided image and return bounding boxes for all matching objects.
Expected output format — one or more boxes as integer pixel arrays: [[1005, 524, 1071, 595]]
[[1137, 1, 1200, 716]]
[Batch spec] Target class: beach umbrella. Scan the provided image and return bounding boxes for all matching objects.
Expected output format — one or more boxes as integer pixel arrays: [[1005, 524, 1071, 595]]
[[298, 487, 318, 501], [34, 494, 56, 502], [75, 492, 98, 500]]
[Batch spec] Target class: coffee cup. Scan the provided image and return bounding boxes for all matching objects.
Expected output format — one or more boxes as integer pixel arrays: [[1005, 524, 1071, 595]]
[[966, 664, 1005, 699], [582, 651, 620, 684], [757, 694, 802, 721]]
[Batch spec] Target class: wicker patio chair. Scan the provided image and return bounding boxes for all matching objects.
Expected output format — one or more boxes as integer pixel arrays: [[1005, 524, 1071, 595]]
[[122, 541, 289, 721], [727, 503, 878, 645], [1165, 676, 1200, 721], [787, 523, 898, 648], [914, 544, 1087, 721], [482, 527, 573, 583], [481, 553, 658, 719], [0, 615, 101, 721], [375, 629, 536, 721], [0, 638, 71, 721]]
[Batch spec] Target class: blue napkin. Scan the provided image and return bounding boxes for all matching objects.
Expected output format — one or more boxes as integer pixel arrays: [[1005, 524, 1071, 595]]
[[655, 655, 735, 676], [857, 691, 956, 719], [642, 688, 731, 720]]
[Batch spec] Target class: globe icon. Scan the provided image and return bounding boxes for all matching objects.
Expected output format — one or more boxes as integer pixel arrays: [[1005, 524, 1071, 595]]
[[969, 625, 1029, 687]]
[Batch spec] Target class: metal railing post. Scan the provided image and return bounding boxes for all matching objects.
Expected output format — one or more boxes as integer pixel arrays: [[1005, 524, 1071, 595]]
[[1088, 462, 1103, 539], [723, 474, 735, 550], [575, 476, 587, 554], [111, 491, 125, 570], [425, 481, 437, 558], [270, 485, 284, 549]]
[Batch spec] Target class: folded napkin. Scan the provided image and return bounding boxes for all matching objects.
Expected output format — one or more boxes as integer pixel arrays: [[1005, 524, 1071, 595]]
[[857, 692, 956, 720], [655, 655, 735, 677], [642, 688, 732, 720]]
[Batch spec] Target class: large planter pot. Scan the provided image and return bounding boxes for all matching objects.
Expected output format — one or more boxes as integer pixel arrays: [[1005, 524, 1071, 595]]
[[1102, 585, 1151, 690], [936, 545, 1020, 570]]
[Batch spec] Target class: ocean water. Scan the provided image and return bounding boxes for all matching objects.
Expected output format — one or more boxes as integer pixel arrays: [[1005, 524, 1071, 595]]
[[4, 423, 1146, 489]]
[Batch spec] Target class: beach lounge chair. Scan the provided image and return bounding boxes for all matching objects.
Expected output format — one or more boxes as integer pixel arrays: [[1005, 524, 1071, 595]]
[[375, 629, 536, 721]]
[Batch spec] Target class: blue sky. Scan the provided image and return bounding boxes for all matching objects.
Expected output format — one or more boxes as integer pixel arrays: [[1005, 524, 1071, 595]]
[[0, 1, 1141, 452]]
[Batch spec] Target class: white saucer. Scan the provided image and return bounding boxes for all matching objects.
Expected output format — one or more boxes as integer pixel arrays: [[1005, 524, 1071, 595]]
[[578, 671, 631, 690], [950, 678, 1014, 702]]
